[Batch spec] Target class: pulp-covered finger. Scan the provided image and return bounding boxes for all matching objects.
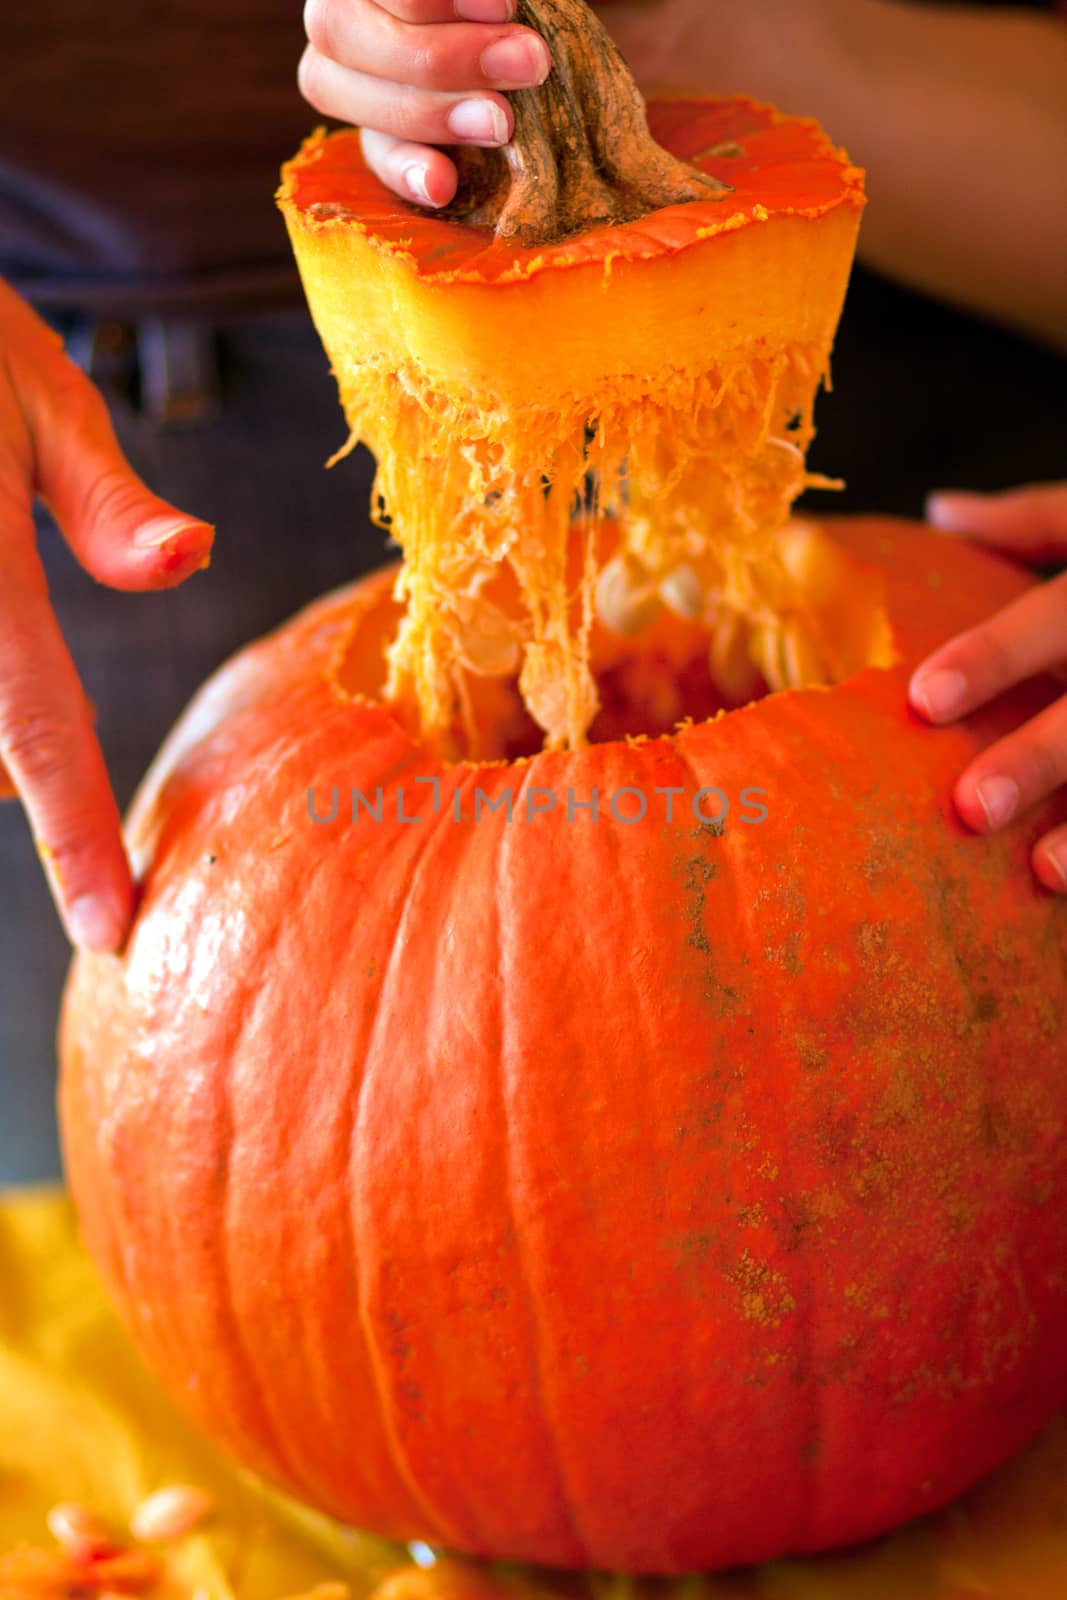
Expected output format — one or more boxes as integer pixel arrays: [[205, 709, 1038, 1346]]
[[304, 0, 548, 89], [952, 690, 1067, 835], [299, 47, 514, 144], [909, 570, 1067, 723], [0, 541, 134, 950]]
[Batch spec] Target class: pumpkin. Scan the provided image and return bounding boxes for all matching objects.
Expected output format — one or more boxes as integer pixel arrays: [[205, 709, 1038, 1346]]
[[59, 513, 1067, 1575], [276, 0, 865, 755], [58, 0, 1067, 1579]]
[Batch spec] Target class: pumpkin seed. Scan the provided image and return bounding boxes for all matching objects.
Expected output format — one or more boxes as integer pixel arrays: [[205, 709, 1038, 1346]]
[[658, 563, 706, 622], [595, 552, 661, 636], [780, 621, 826, 688], [752, 621, 787, 693], [129, 1484, 215, 1543], [709, 609, 763, 705], [45, 1502, 116, 1559], [454, 599, 522, 678]]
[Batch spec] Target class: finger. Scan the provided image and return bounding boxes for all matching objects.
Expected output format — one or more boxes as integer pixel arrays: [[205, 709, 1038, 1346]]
[[326, 0, 515, 25], [1034, 822, 1067, 894], [8, 328, 214, 592], [951, 690, 1067, 837], [360, 128, 459, 206], [927, 481, 1067, 564], [0, 524, 133, 951], [909, 570, 1067, 723], [299, 46, 518, 147], [304, 0, 550, 91]]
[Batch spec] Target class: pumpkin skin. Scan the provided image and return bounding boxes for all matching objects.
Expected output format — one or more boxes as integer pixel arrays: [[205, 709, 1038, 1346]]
[[59, 518, 1067, 1575]]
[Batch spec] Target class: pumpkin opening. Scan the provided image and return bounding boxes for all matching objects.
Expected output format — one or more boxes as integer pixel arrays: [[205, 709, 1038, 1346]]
[[332, 519, 897, 762]]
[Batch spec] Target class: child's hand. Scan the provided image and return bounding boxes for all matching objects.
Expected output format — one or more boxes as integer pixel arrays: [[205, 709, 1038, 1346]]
[[299, 0, 553, 209], [909, 483, 1067, 893], [0, 281, 214, 951]]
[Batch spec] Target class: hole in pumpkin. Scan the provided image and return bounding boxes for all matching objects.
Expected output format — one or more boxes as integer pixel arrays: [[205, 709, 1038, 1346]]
[[332, 521, 897, 764]]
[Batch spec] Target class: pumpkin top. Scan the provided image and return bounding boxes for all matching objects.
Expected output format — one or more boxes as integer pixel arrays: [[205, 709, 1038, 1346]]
[[277, 97, 865, 288], [277, 0, 866, 753]]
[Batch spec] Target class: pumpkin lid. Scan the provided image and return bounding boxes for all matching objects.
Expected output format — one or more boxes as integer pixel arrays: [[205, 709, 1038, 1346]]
[[277, 96, 865, 288]]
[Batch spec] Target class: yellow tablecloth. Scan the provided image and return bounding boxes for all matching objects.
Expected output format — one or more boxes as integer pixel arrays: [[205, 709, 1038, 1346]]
[[2, 1190, 1066, 1600]]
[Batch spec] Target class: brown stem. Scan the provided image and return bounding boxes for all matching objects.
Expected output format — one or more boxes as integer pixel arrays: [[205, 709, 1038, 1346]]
[[437, 0, 729, 247]]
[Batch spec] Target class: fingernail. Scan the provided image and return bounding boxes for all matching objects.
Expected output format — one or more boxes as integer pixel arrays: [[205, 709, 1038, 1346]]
[[926, 492, 981, 532], [975, 774, 1019, 830], [480, 34, 551, 86], [67, 892, 126, 952], [159, 538, 197, 573], [456, 0, 513, 18], [911, 667, 966, 722], [1044, 841, 1067, 891], [133, 516, 210, 550], [402, 162, 435, 205], [447, 97, 510, 145]]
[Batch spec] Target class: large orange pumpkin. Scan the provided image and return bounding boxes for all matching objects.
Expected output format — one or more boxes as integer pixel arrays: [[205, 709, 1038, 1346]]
[[57, 0, 1067, 1577], [60, 515, 1067, 1574]]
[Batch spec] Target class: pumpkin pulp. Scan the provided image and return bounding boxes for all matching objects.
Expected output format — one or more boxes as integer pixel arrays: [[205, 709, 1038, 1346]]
[[331, 519, 897, 763]]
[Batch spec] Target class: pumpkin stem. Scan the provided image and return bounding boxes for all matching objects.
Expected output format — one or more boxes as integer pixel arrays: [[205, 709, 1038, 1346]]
[[438, 0, 729, 246]]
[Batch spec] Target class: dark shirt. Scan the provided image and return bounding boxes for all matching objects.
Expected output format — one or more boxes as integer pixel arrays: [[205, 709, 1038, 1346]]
[[3, 0, 311, 317]]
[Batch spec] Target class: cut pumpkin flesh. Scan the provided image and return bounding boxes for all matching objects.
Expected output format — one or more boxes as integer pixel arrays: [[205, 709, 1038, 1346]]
[[279, 76, 865, 755]]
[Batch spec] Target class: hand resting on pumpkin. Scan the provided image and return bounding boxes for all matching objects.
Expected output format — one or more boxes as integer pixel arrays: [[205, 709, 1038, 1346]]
[[910, 483, 1067, 895], [0, 280, 214, 951]]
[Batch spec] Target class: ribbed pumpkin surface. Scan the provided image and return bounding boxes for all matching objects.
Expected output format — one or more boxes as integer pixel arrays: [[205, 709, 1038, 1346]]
[[59, 518, 1067, 1574]]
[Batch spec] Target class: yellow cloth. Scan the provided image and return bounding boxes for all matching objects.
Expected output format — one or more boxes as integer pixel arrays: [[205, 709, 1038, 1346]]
[[1, 1189, 1066, 1600]]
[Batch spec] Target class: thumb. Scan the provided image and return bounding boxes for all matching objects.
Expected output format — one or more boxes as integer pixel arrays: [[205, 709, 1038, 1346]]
[[926, 482, 1067, 566]]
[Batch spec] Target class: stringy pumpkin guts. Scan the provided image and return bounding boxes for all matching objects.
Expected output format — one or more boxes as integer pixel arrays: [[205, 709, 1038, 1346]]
[[278, 2, 865, 754]]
